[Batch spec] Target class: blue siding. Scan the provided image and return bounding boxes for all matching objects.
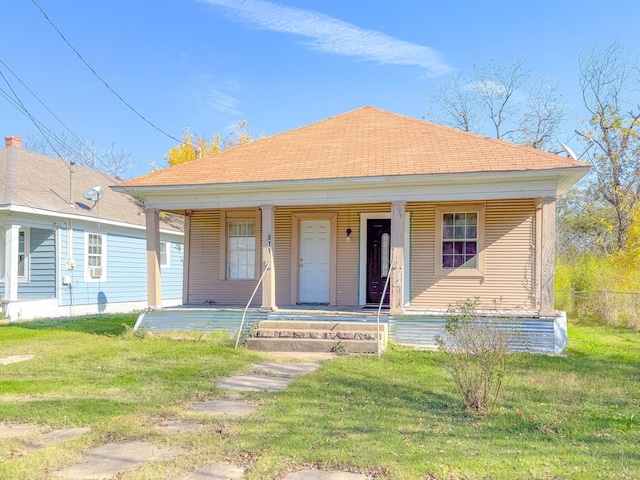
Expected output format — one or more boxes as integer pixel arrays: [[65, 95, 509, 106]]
[[18, 228, 56, 299], [161, 242, 184, 300], [59, 227, 183, 308]]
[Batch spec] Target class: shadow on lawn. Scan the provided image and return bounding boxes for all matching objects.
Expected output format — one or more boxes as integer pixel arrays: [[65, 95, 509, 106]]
[[3, 314, 137, 336]]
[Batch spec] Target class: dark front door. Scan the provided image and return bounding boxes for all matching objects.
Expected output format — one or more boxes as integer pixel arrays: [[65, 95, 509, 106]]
[[366, 218, 391, 305]]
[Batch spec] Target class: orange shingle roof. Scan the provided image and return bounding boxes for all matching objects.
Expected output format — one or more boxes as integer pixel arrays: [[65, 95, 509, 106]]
[[125, 106, 587, 188]]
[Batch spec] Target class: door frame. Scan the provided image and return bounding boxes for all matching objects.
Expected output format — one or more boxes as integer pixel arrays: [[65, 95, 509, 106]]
[[290, 213, 337, 305], [359, 212, 410, 306]]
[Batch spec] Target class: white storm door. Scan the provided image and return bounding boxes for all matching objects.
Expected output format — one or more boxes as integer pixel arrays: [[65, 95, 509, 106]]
[[299, 220, 330, 303]]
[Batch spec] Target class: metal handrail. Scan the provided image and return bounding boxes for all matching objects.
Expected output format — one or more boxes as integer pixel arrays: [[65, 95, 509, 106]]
[[376, 262, 394, 358], [234, 259, 271, 349]]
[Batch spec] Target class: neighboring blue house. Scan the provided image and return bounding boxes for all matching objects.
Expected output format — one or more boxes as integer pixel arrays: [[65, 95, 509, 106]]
[[0, 136, 184, 321]]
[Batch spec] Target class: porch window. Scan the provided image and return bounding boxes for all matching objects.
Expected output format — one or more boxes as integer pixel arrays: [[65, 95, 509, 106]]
[[85, 233, 107, 282], [442, 212, 477, 269], [227, 220, 255, 279], [18, 229, 29, 281], [435, 204, 485, 277]]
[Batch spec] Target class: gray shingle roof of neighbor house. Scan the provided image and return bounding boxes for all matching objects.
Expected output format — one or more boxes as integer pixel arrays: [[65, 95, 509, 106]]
[[0, 136, 181, 232], [122, 105, 590, 188]]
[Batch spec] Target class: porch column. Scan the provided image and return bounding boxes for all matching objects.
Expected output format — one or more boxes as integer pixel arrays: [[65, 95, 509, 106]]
[[260, 205, 277, 311], [145, 209, 162, 309], [4, 224, 20, 318], [390, 201, 406, 315], [537, 197, 556, 315]]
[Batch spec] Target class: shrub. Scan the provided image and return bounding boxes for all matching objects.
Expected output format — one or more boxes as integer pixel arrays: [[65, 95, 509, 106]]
[[436, 299, 519, 416]]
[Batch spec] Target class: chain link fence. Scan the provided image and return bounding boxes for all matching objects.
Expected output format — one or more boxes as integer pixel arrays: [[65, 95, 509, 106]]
[[557, 290, 640, 329]]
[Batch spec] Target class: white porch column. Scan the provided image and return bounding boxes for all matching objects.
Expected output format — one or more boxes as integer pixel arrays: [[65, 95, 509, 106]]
[[4, 224, 20, 318], [145, 209, 162, 309], [260, 205, 277, 311], [390, 201, 406, 315], [537, 197, 556, 316]]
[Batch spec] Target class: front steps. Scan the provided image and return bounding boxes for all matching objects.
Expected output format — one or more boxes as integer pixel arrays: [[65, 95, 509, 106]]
[[246, 320, 388, 354]]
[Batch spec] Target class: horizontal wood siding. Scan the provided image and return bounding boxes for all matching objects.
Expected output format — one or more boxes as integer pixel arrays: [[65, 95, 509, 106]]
[[161, 241, 184, 300], [275, 203, 389, 307], [59, 228, 183, 306], [187, 210, 260, 305], [408, 199, 536, 310], [18, 228, 56, 299]]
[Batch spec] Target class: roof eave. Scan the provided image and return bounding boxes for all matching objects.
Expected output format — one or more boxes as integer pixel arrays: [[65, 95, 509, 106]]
[[111, 166, 589, 209]]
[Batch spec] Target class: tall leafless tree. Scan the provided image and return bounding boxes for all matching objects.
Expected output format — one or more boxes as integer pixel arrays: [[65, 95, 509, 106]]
[[578, 41, 640, 250]]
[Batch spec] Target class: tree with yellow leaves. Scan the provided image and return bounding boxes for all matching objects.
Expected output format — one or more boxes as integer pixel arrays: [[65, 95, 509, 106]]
[[164, 120, 253, 167]]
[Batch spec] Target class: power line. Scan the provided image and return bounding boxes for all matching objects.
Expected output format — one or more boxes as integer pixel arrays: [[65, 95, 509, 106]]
[[30, 0, 181, 144]]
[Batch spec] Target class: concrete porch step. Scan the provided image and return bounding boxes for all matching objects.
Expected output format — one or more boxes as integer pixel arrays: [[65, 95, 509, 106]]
[[246, 320, 388, 354], [246, 337, 381, 354]]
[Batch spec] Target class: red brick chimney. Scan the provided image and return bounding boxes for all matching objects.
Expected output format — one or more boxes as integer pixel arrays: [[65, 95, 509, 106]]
[[5, 136, 22, 148]]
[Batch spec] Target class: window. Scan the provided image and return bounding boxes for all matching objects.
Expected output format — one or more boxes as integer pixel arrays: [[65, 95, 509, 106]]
[[18, 229, 29, 280], [442, 212, 477, 269], [227, 220, 255, 279], [160, 242, 170, 268], [435, 204, 484, 276], [85, 233, 106, 281]]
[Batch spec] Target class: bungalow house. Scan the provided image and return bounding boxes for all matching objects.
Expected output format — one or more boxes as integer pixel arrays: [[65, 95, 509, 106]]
[[0, 136, 184, 321], [115, 106, 589, 352]]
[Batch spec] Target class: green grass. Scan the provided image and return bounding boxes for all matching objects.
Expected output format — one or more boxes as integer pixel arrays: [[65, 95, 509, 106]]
[[0, 315, 638, 479]]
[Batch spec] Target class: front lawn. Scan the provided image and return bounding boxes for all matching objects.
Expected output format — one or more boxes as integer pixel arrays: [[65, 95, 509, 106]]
[[0, 314, 638, 479]]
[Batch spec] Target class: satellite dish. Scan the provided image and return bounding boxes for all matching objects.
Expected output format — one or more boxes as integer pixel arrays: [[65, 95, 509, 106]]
[[559, 143, 578, 161], [83, 186, 104, 203]]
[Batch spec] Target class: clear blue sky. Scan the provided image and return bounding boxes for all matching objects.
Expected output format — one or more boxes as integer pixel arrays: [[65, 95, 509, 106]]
[[1, 0, 637, 177]]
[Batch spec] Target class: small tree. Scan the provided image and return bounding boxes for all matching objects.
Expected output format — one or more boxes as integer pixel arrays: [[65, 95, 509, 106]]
[[436, 299, 519, 415]]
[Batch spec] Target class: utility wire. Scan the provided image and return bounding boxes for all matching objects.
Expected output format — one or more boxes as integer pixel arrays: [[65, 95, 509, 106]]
[[30, 0, 181, 144]]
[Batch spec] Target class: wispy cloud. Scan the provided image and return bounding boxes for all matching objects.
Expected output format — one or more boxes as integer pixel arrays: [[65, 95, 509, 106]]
[[186, 75, 242, 118], [199, 0, 452, 76]]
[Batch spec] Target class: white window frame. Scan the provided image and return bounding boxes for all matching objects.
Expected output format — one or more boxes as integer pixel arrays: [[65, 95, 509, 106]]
[[160, 241, 170, 268], [435, 203, 485, 277], [219, 209, 260, 281], [84, 232, 107, 282], [18, 228, 30, 282]]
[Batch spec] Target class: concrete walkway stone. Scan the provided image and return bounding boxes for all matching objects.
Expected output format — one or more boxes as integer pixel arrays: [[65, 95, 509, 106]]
[[218, 374, 293, 392], [0, 354, 34, 365], [253, 362, 320, 378], [0, 422, 40, 438], [25, 427, 90, 450], [155, 420, 202, 433], [55, 441, 183, 479], [285, 470, 368, 480], [184, 463, 245, 479], [189, 400, 256, 417]]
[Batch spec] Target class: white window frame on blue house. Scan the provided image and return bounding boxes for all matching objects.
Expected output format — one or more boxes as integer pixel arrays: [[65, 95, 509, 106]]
[[84, 232, 107, 282], [18, 228, 30, 282], [160, 241, 170, 268]]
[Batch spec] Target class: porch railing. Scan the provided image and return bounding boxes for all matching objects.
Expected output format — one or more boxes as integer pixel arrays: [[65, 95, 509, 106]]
[[376, 262, 394, 357], [234, 259, 271, 349]]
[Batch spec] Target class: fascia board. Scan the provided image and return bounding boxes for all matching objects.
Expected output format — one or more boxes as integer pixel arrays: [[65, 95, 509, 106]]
[[0, 205, 183, 236], [122, 167, 590, 210]]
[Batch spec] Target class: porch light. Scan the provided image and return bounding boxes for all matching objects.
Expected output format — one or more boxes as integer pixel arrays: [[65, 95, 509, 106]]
[[346, 228, 352, 241]]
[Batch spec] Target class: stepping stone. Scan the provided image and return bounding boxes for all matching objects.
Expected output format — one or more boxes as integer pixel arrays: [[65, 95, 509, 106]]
[[253, 362, 320, 378], [155, 420, 202, 434], [184, 463, 245, 479], [285, 470, 368, 480], [26, 427, 90, 450], [0, 423, 40, 438], [189, 400, 256, 417], [218, 374, 293, 392], [0, 355, 34, 365], [55, 441, 183, 479]]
